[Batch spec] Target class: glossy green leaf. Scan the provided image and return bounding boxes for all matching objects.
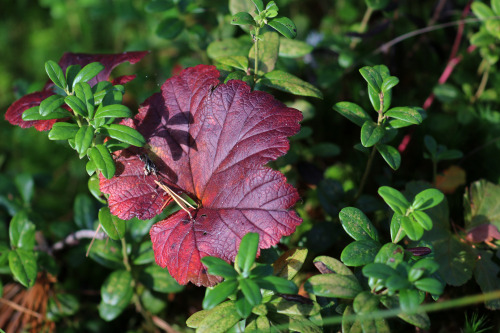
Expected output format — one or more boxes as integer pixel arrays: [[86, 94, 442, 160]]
[[74, 82, 95, 118], [361, 121, 385, 147], [376, 144, 401, 170], [65, 64, 82, 92], [378, 186, 410, 215], [411, 211, 433, 231], [414, 277, 444, 295], [279, 38, 313, 58], [202, 256, 238, 279], [196, 301, 241, 332], [139, 265, 184, 293], [48, 122, 79, 140], [252, 0, 264, 12], [145, 0, 174, 12], [99, 270, 133, 321], [72, 62, 104, 89], [94, 104, 132, 119], [45, 60, 67, 90], [14, 174, 34, 205], [381, 76, 399, 92], [374, 243, 405, 268], [359, 66, 383, 93], [313, 255, 354, 276], [65, 95, 88, 117], [132, 241, 155, 265], [401, 215, 424, 241], [47, 294, 79, 320], [362, 263, 396, 280], [412, 189, 444, 211], [341, 239, 381, 267], [74, 125, 94, 158], [339, 207, 379, 241], [157, 17, 184, 39], [353, 291, 380, 314], [409, 259, 439, 282], [101, 124, 145, 147], [386, 275, 410, 292], [9, 211, 35, 250], [236, 232, 259, 275], [235, 292, 253, 318], [0, 245, 10, 267], [332, 102, 371, 127], [8, 249, 37, 288], [471, 2, 495, 20], [268, 17, 297, 39], [89, 144, 116, 179], [399, 288, 421, 313], [88, 174, 105, 203], [22, 106, 71, 120], [493, 0, 500, 15], [88, 239, 124, 269], [202, 280, 238, 309], [99, 207, 126, 240], [215, 56, 248, 71], [261, 69, 322, 98], [240, 278, 262, 306], [267, 295, 320, 316], [385, 107, 423, 124], [255, 276, 298, 294], [249, 31, 279, 75], [231, 12, 255, 26], [304, 273, 362, 298], [87, 158, 96, 175], [39, 95, 65, 117]]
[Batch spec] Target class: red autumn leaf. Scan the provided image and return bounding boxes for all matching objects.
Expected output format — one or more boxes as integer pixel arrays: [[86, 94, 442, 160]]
[[465, 224, 500, 244], [100, 65, 302, 286], [5, 51, 148, 131]]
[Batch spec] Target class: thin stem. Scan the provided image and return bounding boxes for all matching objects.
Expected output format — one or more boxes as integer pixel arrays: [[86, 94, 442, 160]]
[[354, 146, 377, 201], [350, 6, 374, 49], [472, 61, 490, 102], [121, 237, 131, 272], [254, 27, 260, 79]]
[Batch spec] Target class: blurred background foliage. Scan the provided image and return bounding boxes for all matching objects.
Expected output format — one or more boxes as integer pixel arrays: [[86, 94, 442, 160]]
[[1, 0, 500, 331]]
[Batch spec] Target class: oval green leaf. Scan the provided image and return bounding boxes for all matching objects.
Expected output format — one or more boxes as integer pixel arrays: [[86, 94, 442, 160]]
[[48, 122, 79, 141], [39, 95, 65, 117], [378, 186, 410, 215], [45, 60, 67, 91], [99, 206, 126, 240], [267, 17, 297, 39], [339, 207, 379, 241], [89, 144, 116, 179], [261, 70, 323, 98], [101, 124, 146, 147], [72, 62, 104, 89], [341, 239, 381, 267], [304, 273, 362, 299], [8, 249, 37, 288], [202, 280, 238, 310], [332, 102, 371, 127]]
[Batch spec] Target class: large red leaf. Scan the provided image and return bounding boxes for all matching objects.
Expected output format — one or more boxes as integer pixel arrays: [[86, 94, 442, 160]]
[[100, 65, 302, 286], [5, 51, 148, 131]]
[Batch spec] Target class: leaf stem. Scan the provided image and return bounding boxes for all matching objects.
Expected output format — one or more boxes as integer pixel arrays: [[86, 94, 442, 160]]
[[254, 27, 260, 79], [350, 6, 373, 49], [354, 146, 377, 201], [121, 237, 131, 272], [472, 60, 490, 103]]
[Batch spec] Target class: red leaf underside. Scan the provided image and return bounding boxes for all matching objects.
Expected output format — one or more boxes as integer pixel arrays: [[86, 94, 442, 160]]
[[5, 91, 57, 131], [101, 65, 303, 286]]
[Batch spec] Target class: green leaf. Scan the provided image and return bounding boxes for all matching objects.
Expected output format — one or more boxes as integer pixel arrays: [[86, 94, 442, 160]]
[[94, 104, 132, 119], [365, 0, 390, 10], [361, 121, 385, 147], [145, 0, 174, 12], [22, 106, 71, 121], [45, 60, 67, 91], [249, 31, 280, 76], [399, 289, 421, 313], [385, 107, 423, 125], [436, 149, 463, 161], [374, 243, 405, 268], [390, 215, 406, 242], [261, 69, 323, 98], [88, 174, 105, 203], [48, 122, 79, 140], [412, 189, 444, 210], [433, 234, 475, 286], [72, 62, 104, 89], [386, 274, 411, 292], [47, 294, 80, 320], [464, 180, 500, 231], [304, 273, 362, 298], [73, 193, 96, 229], [380, 296, 430, 329], [156, 17, 184, 39], [401, 215, 424, 240], [9, 211, 36, 250], [132, 241, 155, 265], [381, 76, 399, 92], [341, 239, 381, 267], [313, 255, 354, 276], [273, 247, 308, 280], [89, 144, 116, 179], [414, 277, 444, 295], [196, 301, 241, 332], [359, 66, 383, 94], [74, 82, 95, 119], [99, 270, 133, 321], [202, 256, 238, 279], [231, 12, 255, 26], [279, 38, 313, 58], [101, 124, 146, 147], [408, 259, 439, 282], [65, 64, 82, 92], [332, 102, 371, 127], [339, 207, 379, 241], [474, 250, 500, 309], [98, 207, 126, 240], [139, 265, 184, 293], [39, 95, 65, 117], [74, 125, 95, 158], [0, 245, 10, 267], [235, 293, 253, 318], [207, 38, 252, 59], [255, 276, 298, 294], [8, 249, 37, 288], [376, 144, 401, 170], [252, 0, 264, 12], [378, 186, 411, 215], [410, 211, 433, 231], [471, 2, 495, 20], [353, 291, 380, 314], [14, 174, 34, 205], [267, 295, 320, 316], [240, 278, 262, 306], [362, 263, 397, 280], [65, 95, 88, 117], [236, 232, 259, 275], [215, 56, 248, 71], [267, 17, 297, 39], [202, 280, 238, 309], [433, 83, 460, 103]]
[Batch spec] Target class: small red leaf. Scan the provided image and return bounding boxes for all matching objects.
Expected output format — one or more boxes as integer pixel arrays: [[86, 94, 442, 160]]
[[5, 91, 57, 131], [101, 65, 303, 286], [466, 224, 500, 243]]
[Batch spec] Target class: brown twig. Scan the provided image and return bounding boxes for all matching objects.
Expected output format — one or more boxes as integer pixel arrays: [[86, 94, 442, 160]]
[[152, 316, 181, 333]]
